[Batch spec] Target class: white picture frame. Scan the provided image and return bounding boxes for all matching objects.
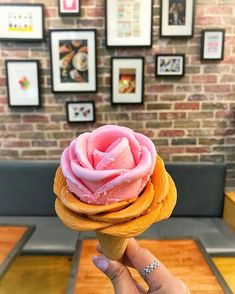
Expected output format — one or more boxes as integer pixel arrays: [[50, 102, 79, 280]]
[[0, 4, 44, 41], [6, 60, 41, 107], [50, 29, 97, 93], [105, 0, 153, 47]]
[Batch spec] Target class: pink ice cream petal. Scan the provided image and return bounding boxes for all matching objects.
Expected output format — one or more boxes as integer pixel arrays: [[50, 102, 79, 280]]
[[66, 179, 94, 202], [134, 132, 157, 173], [92, 149, 106, 168], [94, 147, 152, 202], [71, 160, 128, 182], [61, 148, 93, 198], [74, 133, 93, 169], [68, 139, 77, 161], [96, 137, 135, 170], [87, 125, 142, 165], [95, 179, 142, 204]]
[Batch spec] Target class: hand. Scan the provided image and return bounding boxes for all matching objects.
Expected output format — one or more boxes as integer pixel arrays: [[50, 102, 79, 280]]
[[92, 238, 190, 294]]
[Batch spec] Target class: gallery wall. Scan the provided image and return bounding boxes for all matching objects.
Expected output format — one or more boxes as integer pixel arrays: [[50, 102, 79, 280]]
[[0, 0, 235, 189]]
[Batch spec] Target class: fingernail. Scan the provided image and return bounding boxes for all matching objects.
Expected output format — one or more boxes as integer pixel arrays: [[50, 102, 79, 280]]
[[92, 256, 109, 272]]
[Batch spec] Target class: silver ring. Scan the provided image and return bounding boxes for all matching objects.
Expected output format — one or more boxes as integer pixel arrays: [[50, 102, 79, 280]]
[[141, 260, 161, 279]]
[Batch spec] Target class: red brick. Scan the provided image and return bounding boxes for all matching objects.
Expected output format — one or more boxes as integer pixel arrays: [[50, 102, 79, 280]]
[[197, 16, 221, 25], [87, 8, 104, 17], [159, 112, 186, 120], [186, 147, 211, 153], [175, 103, 200, 110], [159, 130, 185, 137], [192, 75, 217, 83], [3, 141, 30, 148], [204, 85, 231, 93], [45, 8, 57, 17], [158, 147, 184, 154], [215, 111, 234, 119], [205, 6, 232, 15], [0, 78, 6, 87], [146, 85, 174, 93], [22, 115, 49, 123]]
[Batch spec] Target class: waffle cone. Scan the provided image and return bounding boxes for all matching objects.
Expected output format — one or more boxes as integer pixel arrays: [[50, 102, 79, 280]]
[[96, 232, 128, 261]]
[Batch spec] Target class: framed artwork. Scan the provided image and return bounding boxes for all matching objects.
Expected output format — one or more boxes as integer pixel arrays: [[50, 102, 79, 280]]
[[50, 30, 97, 93], [201, 29, 225, 60], [111, 57, 144, 104], [156, 54, 185, 77], [66, 101, 95, 123], [160, 0, 194, 37], [59, 0, 80, 16], [0, 4, 44, 41], [6, 60, 41, 107], [105, 0, 153, 48]]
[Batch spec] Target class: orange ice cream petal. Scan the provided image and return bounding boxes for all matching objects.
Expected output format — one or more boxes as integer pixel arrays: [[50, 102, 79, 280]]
[[88, 181, 154, 223], [151, 155, 169, 202], [55, 198, 111, 231]]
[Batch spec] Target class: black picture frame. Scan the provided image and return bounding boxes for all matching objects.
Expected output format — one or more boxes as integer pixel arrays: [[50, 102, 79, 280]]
[[49, 29, 97, 93], [111, 57, 144, 105], [160, 0, 195, 38], [66, 101, 95, 123], [156, 54, 185, 77], [201, 29, 225, 61], [58, 0, 80, 16], [0, 3, 45, 42], [6, 60, 41, 107], [105, 0, 153, 48]]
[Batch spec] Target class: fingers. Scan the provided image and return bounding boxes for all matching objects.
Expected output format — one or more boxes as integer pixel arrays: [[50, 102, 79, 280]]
[[92, 255, 140, 294], [125, 239, 175, 292]]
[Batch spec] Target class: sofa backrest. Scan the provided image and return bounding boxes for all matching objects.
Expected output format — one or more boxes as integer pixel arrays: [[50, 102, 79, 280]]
[[0, 161, 226, 217], [0, 161, 58, 216], [166, 163, 226, 217]]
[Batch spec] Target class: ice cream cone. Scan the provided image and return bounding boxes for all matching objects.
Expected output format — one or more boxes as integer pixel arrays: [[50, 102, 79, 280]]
[[96, 232, 128, 261]]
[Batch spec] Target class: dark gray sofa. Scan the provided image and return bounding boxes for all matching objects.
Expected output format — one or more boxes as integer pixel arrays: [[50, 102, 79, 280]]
[[0, 161, 234, 255]]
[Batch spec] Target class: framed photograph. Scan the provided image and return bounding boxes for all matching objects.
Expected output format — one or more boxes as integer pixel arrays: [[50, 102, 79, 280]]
[[6, 60, 41, 107], [111, 57, 144, 104], [59, 0, 80, 16], [50, 30, 97, 93], [156, 54, 185, 77], [201, 29, 225, 60], [160, 0, 194, 37], [0, 4, 44, 41], [105, 0, 153, 48], [66, 101, 95, 123]]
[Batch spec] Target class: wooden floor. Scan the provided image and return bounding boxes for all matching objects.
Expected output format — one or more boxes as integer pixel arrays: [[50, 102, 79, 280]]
[[0, 226, 28, 265], [74, 240, 227, 294], [0, 255, 72, 294], [212, 257, 235, 293], [0, 243, 234, 293]]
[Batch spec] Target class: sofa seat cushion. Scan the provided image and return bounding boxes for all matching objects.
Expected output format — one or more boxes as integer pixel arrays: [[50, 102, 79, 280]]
[[0, 216, 78, 254]]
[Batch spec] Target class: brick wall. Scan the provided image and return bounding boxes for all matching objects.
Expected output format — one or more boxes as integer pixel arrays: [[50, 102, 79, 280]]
[[0, 0, 235, 189]]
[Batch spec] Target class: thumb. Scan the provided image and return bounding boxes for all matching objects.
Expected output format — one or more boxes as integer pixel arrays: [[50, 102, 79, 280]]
[[92, 255, 139, 294]]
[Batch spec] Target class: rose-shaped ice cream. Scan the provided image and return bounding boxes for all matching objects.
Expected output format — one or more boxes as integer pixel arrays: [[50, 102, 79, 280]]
[[61, 125, 156, 205]]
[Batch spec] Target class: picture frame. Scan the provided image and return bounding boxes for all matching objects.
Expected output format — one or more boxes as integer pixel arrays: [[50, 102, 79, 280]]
[[50, 29, 97, 93], [156, 54, 185, 77], [0, 3, 44, 41], [6, 60, 41, 107], [58, 0, 80, 16], [201, 29, 225, 61], [111, 57, 144, 105], [160, 0, 194, 37], [105, 0, 153, 48], [66, 101, 95, 123]]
